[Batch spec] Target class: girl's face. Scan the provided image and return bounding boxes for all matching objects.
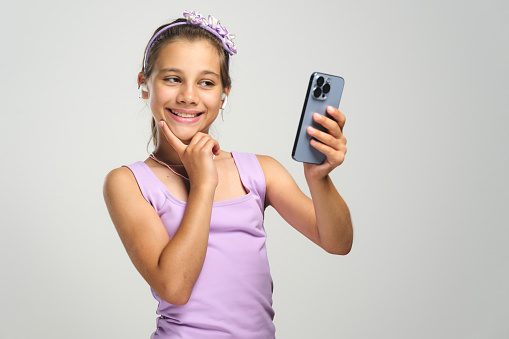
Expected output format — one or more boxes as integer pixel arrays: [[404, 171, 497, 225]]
[[145, 39, 229, 143]]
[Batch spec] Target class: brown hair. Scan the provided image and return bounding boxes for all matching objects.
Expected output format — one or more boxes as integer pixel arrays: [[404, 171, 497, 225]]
[[142, 18, 232, 147]]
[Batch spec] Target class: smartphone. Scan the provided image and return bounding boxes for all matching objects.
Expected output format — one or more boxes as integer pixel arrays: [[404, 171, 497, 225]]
[[292, 72, 345, 164]]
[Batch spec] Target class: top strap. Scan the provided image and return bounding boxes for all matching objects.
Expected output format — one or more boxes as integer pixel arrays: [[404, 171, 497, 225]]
[[122, 161, 168, 210], [231, 152, 266, 213]]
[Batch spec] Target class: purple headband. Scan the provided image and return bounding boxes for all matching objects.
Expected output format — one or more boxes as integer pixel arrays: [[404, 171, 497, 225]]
[[143, 10, 237, 71]]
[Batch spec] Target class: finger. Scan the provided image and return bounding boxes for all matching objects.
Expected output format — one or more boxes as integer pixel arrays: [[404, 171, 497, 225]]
[[204, 138, 221, 157], [211, 139, 220, 156], [310, 138, 346, 166], [159, 120, 186, 155], [307, 126, 341, 150], [187, 133, 220, 157], [326, 106, 346, 132], [187, 133, 212, 150], [313, 112, 343, 139], [198, 136, 220, 157]]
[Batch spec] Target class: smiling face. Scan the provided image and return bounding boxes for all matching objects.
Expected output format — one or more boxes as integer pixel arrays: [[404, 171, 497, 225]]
[[144, 39, 229, 143]]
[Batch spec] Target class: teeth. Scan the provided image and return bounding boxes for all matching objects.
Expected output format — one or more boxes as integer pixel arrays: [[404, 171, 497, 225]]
[[170, 109, 198, 118]]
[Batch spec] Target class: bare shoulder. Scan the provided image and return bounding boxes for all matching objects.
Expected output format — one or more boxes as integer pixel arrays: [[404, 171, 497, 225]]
[[255, 154, 276, 164], [104, 167, 136, 193], [103, 166, 143, 206], [255, 154, 293, 179], [255, 154, 297, 196], [103, 165, 163, 247], [255, 154, 286, 174], [104, 166, 135, 182]]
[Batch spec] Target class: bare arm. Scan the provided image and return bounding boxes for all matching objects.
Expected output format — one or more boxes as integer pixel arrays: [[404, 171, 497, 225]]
[[260, 156, 352, 254], [260, 106, 353, 254]]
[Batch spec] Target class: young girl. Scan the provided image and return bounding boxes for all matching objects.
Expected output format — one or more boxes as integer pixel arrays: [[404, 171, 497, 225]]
[[103, 10, 352, 338]]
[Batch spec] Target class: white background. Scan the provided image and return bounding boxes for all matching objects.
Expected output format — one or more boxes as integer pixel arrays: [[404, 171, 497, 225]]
[[1, 0, 508, 338]]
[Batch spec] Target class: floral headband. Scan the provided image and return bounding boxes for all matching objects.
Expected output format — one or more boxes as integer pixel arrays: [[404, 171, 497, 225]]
[[143, 10, 237, 70]]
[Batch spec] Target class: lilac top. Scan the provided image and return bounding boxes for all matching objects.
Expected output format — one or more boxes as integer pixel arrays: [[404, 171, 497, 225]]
[[124, 152, 275, 338]]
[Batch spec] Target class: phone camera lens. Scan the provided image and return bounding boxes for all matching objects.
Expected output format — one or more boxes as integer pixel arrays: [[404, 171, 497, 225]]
[[313, 87, 322, 98], [316, 76, 324, 87], [323, 83, 330, 94]]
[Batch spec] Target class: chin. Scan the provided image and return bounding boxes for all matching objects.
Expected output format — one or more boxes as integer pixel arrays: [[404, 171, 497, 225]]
[[171, 127, 206, 143]]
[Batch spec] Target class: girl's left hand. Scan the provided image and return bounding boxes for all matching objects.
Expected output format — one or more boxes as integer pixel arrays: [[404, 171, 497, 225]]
[[304, 106, 347, 180]]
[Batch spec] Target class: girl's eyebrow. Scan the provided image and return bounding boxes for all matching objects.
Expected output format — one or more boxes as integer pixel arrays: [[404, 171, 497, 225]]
[[159, 67, 182, 73], [159, 68, 220, 78], [201, 70, 220, 78]]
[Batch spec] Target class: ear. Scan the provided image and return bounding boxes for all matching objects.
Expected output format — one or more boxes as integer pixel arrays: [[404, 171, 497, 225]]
[[137, 72, 149, 99], [221, 86, 231, 109], [223, 85, 231, 97]]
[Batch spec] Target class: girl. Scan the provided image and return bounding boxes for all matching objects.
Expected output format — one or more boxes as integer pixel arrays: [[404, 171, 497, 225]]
[[103, 10, 352, 338]]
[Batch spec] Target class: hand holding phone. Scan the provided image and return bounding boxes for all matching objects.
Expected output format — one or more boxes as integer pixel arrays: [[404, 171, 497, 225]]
[[292, 72, 345, 164]]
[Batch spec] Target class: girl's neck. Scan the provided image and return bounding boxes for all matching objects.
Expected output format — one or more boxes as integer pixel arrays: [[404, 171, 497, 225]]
[[152, 139, 182, 165]]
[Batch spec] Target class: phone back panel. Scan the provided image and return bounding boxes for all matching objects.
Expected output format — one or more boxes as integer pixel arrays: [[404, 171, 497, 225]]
[[292, 72, 345, 164]]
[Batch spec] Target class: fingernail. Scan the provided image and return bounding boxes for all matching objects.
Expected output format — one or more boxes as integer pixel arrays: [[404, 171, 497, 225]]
[[308, 126, 316, 134], [159, 120, 164, 127], [327, 106, 334, 113], [314, 113, 321, 120]]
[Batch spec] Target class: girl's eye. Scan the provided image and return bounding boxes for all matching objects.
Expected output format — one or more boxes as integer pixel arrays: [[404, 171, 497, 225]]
[[164, 77, 180, 83], [200, 81, 214, 87]]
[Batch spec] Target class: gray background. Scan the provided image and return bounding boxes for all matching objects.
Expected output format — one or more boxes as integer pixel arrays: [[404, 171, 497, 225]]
[[1, 0, 508, 338]]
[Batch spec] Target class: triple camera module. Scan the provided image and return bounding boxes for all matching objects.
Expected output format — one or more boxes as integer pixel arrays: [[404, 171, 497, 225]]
[[312, 76, 331, 100]]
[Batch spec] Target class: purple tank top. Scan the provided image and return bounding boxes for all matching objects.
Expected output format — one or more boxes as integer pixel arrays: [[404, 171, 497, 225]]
[[124, 152, 275, 338]]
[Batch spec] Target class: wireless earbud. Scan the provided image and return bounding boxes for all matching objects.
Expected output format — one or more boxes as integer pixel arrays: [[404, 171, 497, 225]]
[[138, 83, 148, 98], [221, 93, 228, 109]]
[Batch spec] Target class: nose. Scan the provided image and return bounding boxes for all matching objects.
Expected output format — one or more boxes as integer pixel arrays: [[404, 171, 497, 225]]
[[177, 84, 198, 105]]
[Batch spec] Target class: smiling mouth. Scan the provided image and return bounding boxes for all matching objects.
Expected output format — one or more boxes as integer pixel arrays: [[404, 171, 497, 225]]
[[167, 108, 203, 118]]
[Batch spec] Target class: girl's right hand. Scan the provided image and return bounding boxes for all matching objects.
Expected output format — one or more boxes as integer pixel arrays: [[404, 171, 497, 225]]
[[159, 120, 220, 189]]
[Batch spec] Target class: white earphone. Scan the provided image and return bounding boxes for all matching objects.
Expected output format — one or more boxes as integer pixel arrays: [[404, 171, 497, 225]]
[[138, 83, 148, 98], [221, 93, 228, 109]]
